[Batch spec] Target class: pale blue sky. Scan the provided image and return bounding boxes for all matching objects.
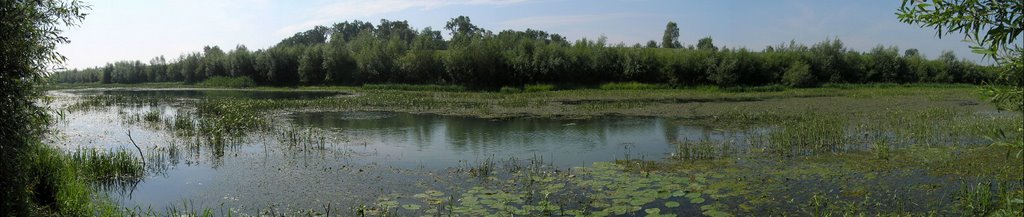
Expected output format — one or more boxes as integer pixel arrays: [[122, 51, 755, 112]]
[[57, 0, 988, 69]]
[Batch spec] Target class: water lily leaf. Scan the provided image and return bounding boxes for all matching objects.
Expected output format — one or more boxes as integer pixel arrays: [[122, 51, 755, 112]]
[[401, 204, 421, 210], [645, 208, 661, 214], [425, 190, 444, 197], [609, 205, 631, 215], [702, 210, 732, 217], [671, 190, 687, 197], [685, 192, 701, 199], [629, 198, 649, 206], [378, 200, 399, 208], [690, 197, 706, 204], [665, 201, 681, 208]]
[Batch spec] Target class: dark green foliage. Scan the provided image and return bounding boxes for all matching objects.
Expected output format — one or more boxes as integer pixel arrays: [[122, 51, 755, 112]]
[[323, 34, 358, 84], [200, 46, 228, 78], [897, 0, 1023, 112], [662, 21, 680, 48], [298, 45, 325, 85], [399, 50, 444, 84], [51, 16, 996, 89], [697, 37, 718, 51], [620, 48, 661, 82], [227, 45, 255, 78], [278, 25, 330, 46], [2, 0, 86, 214], [783, 61, 815, 87]]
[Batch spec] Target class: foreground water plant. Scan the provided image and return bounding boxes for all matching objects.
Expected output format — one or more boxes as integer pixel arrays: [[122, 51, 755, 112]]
[[373, 161, 729, 217]]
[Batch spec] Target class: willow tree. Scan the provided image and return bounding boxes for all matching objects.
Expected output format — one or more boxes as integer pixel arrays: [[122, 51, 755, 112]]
[[898, 0, 1022, 111], [1, 0, 87, 214], [662, 21, 681, 48]]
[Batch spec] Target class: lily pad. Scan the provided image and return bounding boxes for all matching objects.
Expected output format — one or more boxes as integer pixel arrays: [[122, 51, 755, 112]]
[[665, 201, 681, 208], [425, 190, 445, 197], [401, 204, 421, 210], [690, 197, 706, 204], [645, 208, 661, 214]]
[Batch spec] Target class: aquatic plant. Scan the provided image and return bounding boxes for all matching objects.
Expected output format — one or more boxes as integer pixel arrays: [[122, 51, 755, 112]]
[[143, 109, 161, 123], [673, 139, 735, 160], [69, 148, 144, 182]]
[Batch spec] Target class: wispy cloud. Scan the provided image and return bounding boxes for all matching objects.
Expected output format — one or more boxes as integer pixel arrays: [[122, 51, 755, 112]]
[[319, 0, 526, 18], [499, 13, 639, 29], [277, 0, 527, 36]]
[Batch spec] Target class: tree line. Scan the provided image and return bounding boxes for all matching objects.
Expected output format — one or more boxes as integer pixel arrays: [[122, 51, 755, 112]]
[[50, 16, 995, 88]]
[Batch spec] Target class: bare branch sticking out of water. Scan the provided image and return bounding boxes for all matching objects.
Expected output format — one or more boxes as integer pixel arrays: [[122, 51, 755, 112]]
[[127, 130, 146, 169]]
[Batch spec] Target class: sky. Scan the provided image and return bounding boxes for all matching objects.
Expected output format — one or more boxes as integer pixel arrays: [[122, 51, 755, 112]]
[[56, 0, 991, 70]]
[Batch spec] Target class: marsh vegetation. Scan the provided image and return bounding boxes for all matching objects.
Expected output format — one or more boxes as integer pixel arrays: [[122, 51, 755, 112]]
[[5, 0, 1021, 215], [39, 84, 1023, 216]]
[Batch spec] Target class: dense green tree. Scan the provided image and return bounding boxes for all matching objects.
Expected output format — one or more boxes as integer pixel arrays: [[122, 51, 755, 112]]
[[904, 48, 919, 57], [865, 45, 905, 82], [2, 0, 86, 213], [412, 27, 446, 50], [323, 33, 358, 84], [101, 63, 112, 83], [279, 25, 331, 46], [697, 37, 717, 51], [228, 45, 256, 78], [445, 16, 482, 47], [264, 46, 302, 85], [330, 21, 375, 43], [898, 0, 1022, 112], [782, 60, 815, 87], [376, 19, 417, 44], [298, 45, 325, 85], [179, 53, 201, 83], [52, 16, 996, 89], [662, 21, 681, 48], [646, 40, 659, 48], [148, 56, 167, 82], [200, 46, 227, 79]]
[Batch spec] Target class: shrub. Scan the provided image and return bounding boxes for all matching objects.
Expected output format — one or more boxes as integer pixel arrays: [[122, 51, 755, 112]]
[[783, 61, 816, 87], [499, 86, 522, 93], [524, 84, 556, 92]]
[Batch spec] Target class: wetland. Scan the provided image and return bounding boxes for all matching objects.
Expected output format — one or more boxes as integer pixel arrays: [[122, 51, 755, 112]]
[[43, 85, 1023, 216]]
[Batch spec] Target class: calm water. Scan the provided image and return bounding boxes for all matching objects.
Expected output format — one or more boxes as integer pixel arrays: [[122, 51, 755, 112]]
[[61, 88, 347, 99], [46, 89, 743, 213]]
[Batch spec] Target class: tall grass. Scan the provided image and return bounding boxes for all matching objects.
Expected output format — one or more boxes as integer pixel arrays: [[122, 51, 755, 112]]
[[362, 84, 466, 92], [70, 148, 144, 181], [30, 145, 127, 216], [523, 84, 556, 92], [672, 139, 735, 160], [199, 76, 256, 88], [955, 181, 1024, 216], [762, 116, 848, 156], [598, 82, 669, 90]]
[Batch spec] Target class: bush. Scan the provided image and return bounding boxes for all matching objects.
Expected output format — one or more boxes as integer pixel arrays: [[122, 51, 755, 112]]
[[31, 146, 93, 215], [524, 84, 556, 92], [782, 61, 816, 87], [199, 76, 256, 88], [499, 86, 523, 93]]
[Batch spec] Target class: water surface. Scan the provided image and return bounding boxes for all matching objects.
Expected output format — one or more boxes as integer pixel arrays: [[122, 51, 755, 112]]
[[48, 88, 738, 212]]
